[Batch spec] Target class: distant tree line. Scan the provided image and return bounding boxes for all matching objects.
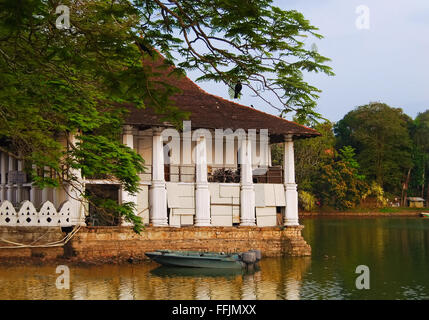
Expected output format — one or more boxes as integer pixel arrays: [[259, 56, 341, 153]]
[[275, 102, 429, 210]]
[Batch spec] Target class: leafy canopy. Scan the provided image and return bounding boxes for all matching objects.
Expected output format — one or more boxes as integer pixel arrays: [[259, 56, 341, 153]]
[[0, 0, 332, 231], [334, 102, 413, 194], [137, 0, 334, 122]]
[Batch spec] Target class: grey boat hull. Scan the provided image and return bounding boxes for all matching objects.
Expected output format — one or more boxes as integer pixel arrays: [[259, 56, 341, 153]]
[[145, 251, 245, 269]]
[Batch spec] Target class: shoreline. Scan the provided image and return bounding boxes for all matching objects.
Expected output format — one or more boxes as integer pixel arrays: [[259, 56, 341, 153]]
[[0, 225, 311, 266], [0, 213, 425, 266], [299, 210, 423, 217]]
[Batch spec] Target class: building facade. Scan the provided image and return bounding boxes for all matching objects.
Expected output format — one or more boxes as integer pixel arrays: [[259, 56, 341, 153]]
[[0, 55, 319, 229]]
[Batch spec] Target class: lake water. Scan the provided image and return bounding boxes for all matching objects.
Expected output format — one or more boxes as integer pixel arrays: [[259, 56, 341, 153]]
[[0, 217, 428, 300]]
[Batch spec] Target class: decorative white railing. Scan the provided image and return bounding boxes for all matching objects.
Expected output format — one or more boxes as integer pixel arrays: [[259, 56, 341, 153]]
[[0, 200, 84, 227]]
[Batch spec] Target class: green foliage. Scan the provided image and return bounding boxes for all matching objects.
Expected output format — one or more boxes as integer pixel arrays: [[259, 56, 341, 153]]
[[362, 182, 388, 208], [0, 0, 333, 231], [294, 121, 336, 191], [334, 102, 413, 194], [270, 143, 284, 166], [408, 110, 429, 197], [0, 0, 178, 233], [378, 207, 399, 213], [294, 122, 368, 210], [298, 190, 316, 211], [316, 158, 368, 210], [295, 104, 429, 211], [338, 146, 365, 180], [138, 0, 334, 121]]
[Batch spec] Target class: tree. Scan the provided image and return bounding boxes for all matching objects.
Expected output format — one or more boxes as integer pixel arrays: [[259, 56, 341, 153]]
[[294, 121, 336, 191], [334, 103, 413, 196], [409, 110, 429, 201], [338, 145, 365, 180], [315, 149, 367, 210], [139, 0, 334, 122], [0, 0, 332, 232]]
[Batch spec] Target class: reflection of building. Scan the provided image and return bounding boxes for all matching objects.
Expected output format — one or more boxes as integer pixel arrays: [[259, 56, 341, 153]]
[[407, 197, 425, 208], [283, 258, 311, 300], [0, 260, 311, 300], [244, 257, 310, 300], [0, 53, 319, 231]]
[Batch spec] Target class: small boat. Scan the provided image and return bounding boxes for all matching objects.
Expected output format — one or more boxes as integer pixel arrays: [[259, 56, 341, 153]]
[[420, 212, 429, 218], [145, 250, 260, 269]]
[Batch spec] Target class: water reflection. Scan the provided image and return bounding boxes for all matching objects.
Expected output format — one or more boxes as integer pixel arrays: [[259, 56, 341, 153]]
[[0, 257, 310, 300], [0, 217, 428, 299], [150, 266, 252, 278]]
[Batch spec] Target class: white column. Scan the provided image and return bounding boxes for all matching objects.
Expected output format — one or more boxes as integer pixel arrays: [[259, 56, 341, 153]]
[[285, 278, 301, 300], [195, 136, 211, 226], [121, 125, 138, 226], [41, 167, 49, 203], [284, 135, 299, 226], [0, 152, 6, 202], [67, 134, 86, 226], [16, 160, 23, 204], [30, 186, 37, 204], [240, 137, 256, 226], [7, 155, 14, 203], [29, 164, 37, 205], [52, 187, 58, 208], [150, 128, 168, 226]]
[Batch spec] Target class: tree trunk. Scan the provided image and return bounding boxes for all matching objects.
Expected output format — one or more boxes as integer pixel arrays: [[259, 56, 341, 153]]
[[427, 182, 429, 208], [401, 168, 411, 207]]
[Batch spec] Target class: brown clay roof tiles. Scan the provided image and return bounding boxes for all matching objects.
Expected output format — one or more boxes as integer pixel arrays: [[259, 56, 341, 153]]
[[125, 54, 320, 142]]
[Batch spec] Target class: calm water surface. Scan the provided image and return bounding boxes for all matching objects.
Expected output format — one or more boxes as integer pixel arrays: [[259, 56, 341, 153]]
[[0, 217, 428, 300]]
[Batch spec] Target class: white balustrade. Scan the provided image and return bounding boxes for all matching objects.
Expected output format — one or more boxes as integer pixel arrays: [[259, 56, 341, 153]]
[[0, 200, 83, 227]]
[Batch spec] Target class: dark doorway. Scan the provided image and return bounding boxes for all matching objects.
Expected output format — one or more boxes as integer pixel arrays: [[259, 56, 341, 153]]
[[85, 184, 120, 226]]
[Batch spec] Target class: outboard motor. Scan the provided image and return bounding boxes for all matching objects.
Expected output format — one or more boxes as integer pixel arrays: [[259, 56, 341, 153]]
[[241, 251, 257, 264], [250, 249, 262, 262]]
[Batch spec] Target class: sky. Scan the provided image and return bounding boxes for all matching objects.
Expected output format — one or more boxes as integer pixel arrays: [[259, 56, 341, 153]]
[[184, 0, 429, 122]]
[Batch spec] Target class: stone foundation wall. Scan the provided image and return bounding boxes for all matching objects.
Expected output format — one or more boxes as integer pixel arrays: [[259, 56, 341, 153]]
[[0, 227, 65, 261], [0, 226, 311, 264]]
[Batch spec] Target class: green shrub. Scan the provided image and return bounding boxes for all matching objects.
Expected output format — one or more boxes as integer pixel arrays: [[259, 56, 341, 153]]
[[299, 191, 316, 211]]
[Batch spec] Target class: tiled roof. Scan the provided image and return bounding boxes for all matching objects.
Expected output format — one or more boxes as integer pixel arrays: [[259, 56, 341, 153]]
[[125, 53, 320, 142]]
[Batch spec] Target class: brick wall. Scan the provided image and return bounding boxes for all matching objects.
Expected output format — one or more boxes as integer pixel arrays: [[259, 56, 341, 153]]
[[0, 226, 65, 260], [0, 226, 311, 264], [70, 226, 311, 263]]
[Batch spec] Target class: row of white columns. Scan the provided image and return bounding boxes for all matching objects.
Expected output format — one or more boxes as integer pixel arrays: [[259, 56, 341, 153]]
[[0, 152, 60, 206], [0, 137, 85, 226], [284, 135, 299, 226], [120, 126, 139, 226], [0, 152, 26, 205], [121, 126, 299, 227], [194, 135, 211, 226], [2, 128, 300, 227], [121, 126, 168, 226], [0, 152, 7, 202], [150, 128, 168, 226]]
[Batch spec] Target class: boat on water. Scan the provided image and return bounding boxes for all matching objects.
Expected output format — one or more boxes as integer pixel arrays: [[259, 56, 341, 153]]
[[145, 250, 261, 269], [420, 212, 429, 218]]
